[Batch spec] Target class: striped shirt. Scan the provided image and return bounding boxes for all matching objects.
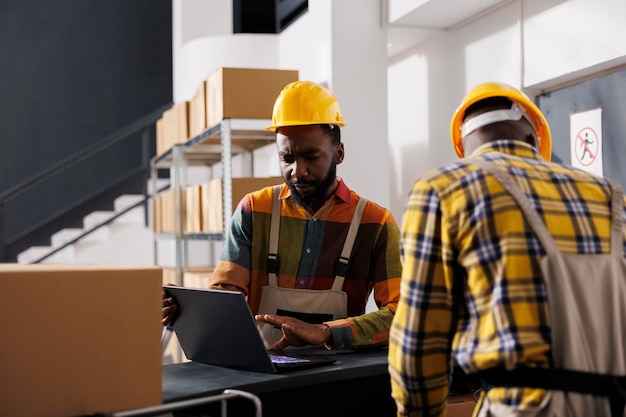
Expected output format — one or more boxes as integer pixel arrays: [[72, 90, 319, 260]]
[[210, 178, 402, 349], [388, 140, 626, 416]]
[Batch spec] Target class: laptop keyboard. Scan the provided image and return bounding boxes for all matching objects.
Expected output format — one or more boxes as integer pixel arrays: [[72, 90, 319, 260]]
[[269, 353, 311, 365]]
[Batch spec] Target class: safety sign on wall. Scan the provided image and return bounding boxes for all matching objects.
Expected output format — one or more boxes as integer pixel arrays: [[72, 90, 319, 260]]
[[570, 107, 603, 177]]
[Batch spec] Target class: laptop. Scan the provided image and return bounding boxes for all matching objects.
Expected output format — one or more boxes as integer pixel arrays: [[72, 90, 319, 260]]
[[163, 285, 338, 373]]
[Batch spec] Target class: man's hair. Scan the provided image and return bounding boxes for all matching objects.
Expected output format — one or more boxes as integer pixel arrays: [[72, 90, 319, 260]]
[[463, 97, 513, 122], [321, 124, 341, 145]]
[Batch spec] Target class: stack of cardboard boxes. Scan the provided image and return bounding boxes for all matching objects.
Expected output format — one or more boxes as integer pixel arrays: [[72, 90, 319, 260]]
[[153, 176, 284, 235], [162, 265, 216, 289], [153, 66, 296, 237], [156, 67, 299, 156], [156, 100, 190, 158]]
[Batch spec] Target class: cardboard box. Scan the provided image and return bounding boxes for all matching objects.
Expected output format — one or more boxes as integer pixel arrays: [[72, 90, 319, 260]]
[[156, 102, 190, 156], [205, 67, 299, 128], [162, 267, 183, 288], [446, 392, 477, 417], [152, 192, 162, 233], [0, 264, 163, 417], [174, 100, 190, 144], [161, 185, 215, 234], [184, 184, 203, 233], [159, 188, 181, 234], [201, 177, 223, 233], [161, 267, 214, 289], [183, 266, 215, 288], [201, 177, 283, 233], [189, 80, 207, 138], [155, 116, 166, 157], [162, 266, 178, 285], [157, 106, 176, 156]]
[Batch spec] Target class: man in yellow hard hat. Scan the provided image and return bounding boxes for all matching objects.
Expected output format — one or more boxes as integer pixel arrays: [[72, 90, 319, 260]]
[[388, 81, 626, 416], [164, 80, 402, 352]]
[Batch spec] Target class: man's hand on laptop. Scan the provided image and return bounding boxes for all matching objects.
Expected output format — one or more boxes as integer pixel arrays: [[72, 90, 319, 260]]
[[255, 314, 332, 350], [162, 288, 179, 326]]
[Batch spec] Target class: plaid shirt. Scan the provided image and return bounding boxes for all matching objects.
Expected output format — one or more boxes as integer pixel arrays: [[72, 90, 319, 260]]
[[389, 140, 626, 416], [210, 178, 402, 349]]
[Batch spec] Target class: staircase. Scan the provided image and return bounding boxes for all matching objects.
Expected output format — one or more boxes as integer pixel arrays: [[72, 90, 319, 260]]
[[16, 185, 165, 266]]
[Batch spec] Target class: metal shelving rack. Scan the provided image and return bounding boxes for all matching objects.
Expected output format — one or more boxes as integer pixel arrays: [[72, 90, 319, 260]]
[[150, 118, 275, 285]]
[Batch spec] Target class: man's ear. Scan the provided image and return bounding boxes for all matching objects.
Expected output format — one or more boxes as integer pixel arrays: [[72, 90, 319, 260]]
[[335, 143, 345, 164], [528, 133, 540, 148]]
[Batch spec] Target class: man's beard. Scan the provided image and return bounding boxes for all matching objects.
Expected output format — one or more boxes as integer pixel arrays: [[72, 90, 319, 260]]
[[286, 163, 337, 212]]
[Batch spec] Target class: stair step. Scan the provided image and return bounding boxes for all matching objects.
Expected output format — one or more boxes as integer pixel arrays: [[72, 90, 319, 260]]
[[51, 228, 84, 248], [114, 194, 145, 212], [83, 210, 114, 230], [16, 181, 165, 265], [112, 204, 145, 225], [17, 246, 49, 264], [45, 196, 145, 252], [80, 210, 113, 243], [17, 245, 75, 264], [74, 223, 154, 265]]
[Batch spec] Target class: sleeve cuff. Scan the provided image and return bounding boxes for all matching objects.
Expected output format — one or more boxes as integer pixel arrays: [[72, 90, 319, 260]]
[[323, 319, 353, 350]]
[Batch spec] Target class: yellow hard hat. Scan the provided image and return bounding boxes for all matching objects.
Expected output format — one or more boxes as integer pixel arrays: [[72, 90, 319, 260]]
[[450, 81, 552, 161], [266, 80, 346, 132]]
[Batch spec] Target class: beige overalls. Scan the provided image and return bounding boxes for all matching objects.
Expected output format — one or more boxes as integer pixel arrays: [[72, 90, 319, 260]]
[[472, 158, 626, 417], [257, 185, 368, 348]]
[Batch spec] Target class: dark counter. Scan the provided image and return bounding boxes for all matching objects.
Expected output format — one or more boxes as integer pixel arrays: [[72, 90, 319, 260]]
[[162, 347, 396, 417]]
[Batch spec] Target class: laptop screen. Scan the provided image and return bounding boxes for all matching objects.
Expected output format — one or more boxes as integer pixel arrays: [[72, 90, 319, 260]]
[[163, 286, 337, 373]]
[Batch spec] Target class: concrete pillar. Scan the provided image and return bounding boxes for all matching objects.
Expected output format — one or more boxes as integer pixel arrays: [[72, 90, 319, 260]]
[[329, 0, 390, 208]]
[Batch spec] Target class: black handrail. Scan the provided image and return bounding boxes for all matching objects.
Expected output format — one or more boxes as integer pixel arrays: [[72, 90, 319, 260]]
[[6, 166, 145, 246], [30, 182, 170, 264], [0, 102, 172, 262], [0, 103, 171, 203]]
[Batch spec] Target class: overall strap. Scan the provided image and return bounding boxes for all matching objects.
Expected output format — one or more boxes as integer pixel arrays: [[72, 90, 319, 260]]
[[480, 366, 626, 417], [609, 179, 625, 257], [332, 197, 368, 290], [267, 185, 282, 287], [266, 185, 369, 291]]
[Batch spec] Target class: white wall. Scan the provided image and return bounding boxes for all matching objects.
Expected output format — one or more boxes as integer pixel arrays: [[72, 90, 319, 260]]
[[277, 1, 333, 84], [386, 0, 626, 220], [330, 0, 390, 209], [173, 0, 282, 103], [523, 0, 626, 88]]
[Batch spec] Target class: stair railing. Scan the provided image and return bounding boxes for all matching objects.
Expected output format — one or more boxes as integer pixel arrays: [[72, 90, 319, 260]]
[[28, 179, 170, 264], [0, 103, 172, 263]]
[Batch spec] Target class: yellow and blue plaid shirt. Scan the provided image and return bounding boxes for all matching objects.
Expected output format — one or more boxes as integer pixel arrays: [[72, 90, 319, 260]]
[[389, 140, 626, 416]]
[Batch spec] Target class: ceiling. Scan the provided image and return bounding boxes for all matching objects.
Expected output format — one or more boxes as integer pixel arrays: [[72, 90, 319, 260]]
[[386, 0, 512, 58]]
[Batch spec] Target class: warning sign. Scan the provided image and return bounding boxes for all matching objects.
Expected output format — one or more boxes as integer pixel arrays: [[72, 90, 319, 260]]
[[570, 108, 603, 177], [573, 127, 599, 166]]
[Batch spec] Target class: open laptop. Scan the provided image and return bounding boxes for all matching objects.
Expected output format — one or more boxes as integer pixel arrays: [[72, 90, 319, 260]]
[[163, 285, 338, 373]]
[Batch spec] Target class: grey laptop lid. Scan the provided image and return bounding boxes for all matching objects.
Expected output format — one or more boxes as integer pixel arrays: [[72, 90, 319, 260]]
[[163, 285, 337, 374]]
